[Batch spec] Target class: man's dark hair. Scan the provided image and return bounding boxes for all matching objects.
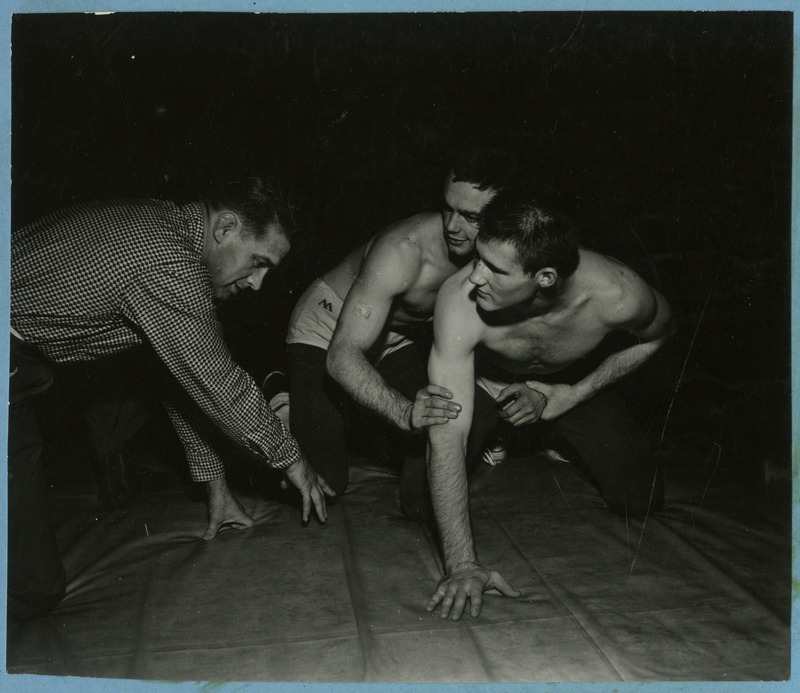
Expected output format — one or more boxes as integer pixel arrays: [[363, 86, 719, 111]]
[[479, 189, 580, 278], [450, 145, 519, 194], [208, 177, 296, 239]]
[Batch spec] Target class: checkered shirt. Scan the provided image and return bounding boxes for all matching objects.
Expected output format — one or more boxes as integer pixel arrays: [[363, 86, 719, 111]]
[[11, 199, 300, 480]]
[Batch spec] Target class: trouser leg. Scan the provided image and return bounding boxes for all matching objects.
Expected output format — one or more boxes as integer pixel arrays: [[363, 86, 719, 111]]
[[67, 351, 154, 456], [287, 343, 351, 495], [466, 386, 503, 468], [374, 343, 430, 519], [546, 388, 664, 517], [8, 344, 65, 619]]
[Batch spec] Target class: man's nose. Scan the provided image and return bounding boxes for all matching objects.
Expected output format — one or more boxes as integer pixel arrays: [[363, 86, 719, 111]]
[[444, 211, 459, 232], [248, 267, 269, 291], [468, 260, 486, 286]]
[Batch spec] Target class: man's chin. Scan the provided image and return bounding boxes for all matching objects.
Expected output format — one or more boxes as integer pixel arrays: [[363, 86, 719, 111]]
[[447, 246, 474, 265]]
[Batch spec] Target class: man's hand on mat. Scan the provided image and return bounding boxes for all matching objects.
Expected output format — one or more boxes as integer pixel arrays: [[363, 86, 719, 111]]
[[409, 384, 461, 432], [202, 478, 255, 541], [284, 456, 336, 525], [426, 562, 521, 620], [496, 382, 548, 426]]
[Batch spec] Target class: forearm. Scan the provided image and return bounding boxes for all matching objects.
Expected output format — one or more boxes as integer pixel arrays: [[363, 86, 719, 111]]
[[427, 428, 476, 571], [122, 279, 299, 470], [573, 338, 666, 403], [328, 342, 413, 431], [162, 391, 226, 482]]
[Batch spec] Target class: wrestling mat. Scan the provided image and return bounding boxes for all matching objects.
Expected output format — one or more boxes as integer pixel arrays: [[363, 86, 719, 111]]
[[6, 446, 791, 683]]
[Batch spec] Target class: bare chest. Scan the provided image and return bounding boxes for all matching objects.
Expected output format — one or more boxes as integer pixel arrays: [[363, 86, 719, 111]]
[[480, 312, 611, 375], [387, 265, 455, 330]]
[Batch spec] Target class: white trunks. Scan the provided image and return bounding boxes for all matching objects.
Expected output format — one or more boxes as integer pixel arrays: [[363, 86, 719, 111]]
[[286, 278, 413, 361]]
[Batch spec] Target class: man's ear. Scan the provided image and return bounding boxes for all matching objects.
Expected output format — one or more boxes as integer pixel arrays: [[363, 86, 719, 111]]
[[535, 267, 558, 289], [212, 211, 240, 243]]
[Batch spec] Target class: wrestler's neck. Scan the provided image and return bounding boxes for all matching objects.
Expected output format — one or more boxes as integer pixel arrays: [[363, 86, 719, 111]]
[[498, 274, 578, 323]]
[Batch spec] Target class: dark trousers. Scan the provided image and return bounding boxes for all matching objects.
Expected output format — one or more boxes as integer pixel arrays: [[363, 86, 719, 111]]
[[8, 337, 66, 619], [287, 342, 428, 496], [56, 350, 155, 456], [7, 340, 161, 619], [468, 384, 664, 518]]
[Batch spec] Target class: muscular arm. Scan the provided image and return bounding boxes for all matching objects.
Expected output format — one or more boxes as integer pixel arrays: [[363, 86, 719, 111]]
[[427, 299, 478, 572], [533, 277, 674, 420], [326, 238, 420, 431], [425, 277, 520, 619]]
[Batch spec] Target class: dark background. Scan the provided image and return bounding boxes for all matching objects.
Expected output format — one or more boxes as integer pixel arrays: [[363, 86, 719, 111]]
[[11, 12, 793, 507]]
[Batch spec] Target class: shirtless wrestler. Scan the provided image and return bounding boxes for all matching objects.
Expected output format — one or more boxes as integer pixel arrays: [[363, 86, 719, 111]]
[[285, 148, 517, 513], [425, 190, 674, 619]]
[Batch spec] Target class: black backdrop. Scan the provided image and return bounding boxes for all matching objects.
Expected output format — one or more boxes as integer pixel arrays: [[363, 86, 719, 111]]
[[11, 11, 793, 494]]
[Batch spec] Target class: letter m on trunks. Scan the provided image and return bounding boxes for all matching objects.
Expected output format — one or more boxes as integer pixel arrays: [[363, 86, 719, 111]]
[[319, 299, 334, 312]]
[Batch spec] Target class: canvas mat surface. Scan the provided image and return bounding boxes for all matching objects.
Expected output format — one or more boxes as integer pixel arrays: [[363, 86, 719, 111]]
[[6, 451, 791, 683]]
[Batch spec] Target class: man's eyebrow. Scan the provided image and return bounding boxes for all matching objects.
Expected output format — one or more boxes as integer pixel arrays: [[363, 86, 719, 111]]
[[481, 257, 505, 273]]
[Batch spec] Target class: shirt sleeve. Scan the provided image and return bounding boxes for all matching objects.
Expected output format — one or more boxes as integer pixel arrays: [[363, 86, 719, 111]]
[[119, 259, 301, 481]]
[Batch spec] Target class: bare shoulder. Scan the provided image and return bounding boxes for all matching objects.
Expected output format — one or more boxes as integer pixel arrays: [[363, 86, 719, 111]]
[[580, 249, 657, 328], [434, 266, 483, 341], [364, 212, 439, 274]]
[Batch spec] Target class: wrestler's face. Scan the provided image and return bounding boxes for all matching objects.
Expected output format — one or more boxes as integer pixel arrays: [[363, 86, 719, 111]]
[[206, 214, 290, 301], [468, 238, 537, 311], [441, 173, 497, 259]]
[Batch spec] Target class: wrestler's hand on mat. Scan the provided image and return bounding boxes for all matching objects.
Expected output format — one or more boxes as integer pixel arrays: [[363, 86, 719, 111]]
[[496, 383, 548, 426], [426, 562, 521, 620], [284, 455, 336, 525], [202, 478, 255, 541], [408, 384, 461, 432], [523, 382, 578, 420]]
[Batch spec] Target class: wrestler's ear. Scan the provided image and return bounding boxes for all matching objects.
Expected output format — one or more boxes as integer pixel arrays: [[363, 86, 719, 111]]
[[212, 210, 240, 243], [535, 267, 558, 288]]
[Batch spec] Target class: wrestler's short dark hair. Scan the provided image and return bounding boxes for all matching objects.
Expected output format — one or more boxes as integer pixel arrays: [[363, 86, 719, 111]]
[[208, 177, 296, 239], [450, 145, 519, 194], [478, 190, 580, 278]]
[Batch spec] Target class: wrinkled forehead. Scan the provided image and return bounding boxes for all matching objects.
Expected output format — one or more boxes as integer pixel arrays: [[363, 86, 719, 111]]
[[443, 173, 497, 214]]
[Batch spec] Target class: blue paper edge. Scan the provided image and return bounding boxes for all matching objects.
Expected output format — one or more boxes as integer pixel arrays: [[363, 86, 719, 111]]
[[0, 1, 796, 692]]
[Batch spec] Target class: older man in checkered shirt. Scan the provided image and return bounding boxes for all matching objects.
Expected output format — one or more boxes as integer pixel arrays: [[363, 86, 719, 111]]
[[9, 177, 334, 619]]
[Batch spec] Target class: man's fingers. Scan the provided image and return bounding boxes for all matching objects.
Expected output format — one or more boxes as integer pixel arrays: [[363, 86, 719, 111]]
[[430, 403, 461, 415], [301, 491, 311, 525], [425, 415, 452, 427], [450, 591, 468, 621], [312, 488, 328, 523], [319, 476, 336, 497], [425, 384, 453, 399], [497, 383, 521, 400], [488, 572, 521, 598], [426, 587, 445, 612], [202, 521, 220, 542], [438, 590, 456, 619], [469, 587, 484, 618]]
